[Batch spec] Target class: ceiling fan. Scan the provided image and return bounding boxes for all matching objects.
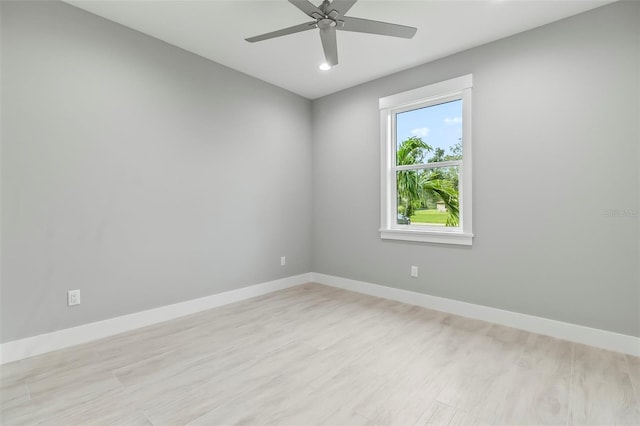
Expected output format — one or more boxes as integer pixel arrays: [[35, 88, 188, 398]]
[[245, 0, 417, 68]]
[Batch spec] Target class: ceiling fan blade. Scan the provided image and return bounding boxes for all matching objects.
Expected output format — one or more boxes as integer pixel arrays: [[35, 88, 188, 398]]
[[329, 0, 358, 17], [338, 16, 417, 39], [319, 26, 338, 66], [245, 21, 317, 43], [288, 0, 324, 18]]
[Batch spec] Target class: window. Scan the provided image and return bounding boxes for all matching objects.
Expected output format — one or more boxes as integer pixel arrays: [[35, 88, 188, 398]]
[[379, 75, 473, 245]]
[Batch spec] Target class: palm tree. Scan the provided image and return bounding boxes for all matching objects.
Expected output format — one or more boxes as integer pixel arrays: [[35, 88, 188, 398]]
[[396, 137, 429, 217], [396, 137, 459, 226], [420, 175, 459, 226]]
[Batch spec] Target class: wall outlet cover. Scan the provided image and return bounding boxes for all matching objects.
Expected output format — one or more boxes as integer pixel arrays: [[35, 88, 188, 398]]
[[68, 290, 81, 306], [411, 266, 419, 278]]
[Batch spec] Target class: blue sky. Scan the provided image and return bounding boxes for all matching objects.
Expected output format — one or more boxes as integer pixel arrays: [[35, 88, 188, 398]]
[[396, 99, 462, 157]]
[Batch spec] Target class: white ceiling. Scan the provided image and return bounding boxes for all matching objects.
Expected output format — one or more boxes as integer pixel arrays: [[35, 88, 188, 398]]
[[63, 0, 615, 100]]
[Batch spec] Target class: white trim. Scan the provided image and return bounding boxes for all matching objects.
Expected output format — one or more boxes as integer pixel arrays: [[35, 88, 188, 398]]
[[379, 74, 473, 109], [380, 228, 473, 245], [380, 75, 473, 246], [380, 108, 393, 233], [4, 272, 637, 363], [311, 273, 640, 357], [0, 273, 311, 364]]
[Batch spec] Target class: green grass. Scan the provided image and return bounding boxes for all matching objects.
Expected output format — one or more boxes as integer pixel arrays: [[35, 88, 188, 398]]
[[410, 209, 448, 225]]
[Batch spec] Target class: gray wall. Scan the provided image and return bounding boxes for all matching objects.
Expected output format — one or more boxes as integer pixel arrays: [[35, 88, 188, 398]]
[[1, 1, 312, 342], [312, 1, 640, 337], [2, 0, 638, 344]]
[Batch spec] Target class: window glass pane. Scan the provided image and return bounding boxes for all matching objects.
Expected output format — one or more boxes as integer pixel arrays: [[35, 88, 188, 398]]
[[396, 99, 463, 166], [396, 166, 460, 227]]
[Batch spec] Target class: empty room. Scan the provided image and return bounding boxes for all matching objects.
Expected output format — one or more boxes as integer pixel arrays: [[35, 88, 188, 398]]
[[1, 0, 639, 425]]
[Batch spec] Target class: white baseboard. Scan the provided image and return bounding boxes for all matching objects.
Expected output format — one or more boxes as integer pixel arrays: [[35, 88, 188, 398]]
[[311, 273, 640, 357], [0, 273, 312, 365], [3, 271, 637, 363]]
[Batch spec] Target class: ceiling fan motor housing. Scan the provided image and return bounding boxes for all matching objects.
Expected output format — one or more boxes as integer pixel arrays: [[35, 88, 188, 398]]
[[318, 18, 339, 29]]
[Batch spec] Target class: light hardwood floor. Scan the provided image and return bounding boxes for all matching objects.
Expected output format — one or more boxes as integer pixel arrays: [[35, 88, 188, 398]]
[[1, 283, 639, 425]]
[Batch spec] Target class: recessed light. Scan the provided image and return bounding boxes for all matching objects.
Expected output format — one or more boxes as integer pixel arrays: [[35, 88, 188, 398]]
[[319, 63, 331, 71]]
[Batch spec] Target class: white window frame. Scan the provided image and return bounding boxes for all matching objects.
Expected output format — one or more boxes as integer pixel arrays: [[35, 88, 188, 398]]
[[379, 74, 473, 246]]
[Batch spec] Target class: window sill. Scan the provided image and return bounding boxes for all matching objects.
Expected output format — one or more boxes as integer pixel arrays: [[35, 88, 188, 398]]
[[380, 228, 473, 246]]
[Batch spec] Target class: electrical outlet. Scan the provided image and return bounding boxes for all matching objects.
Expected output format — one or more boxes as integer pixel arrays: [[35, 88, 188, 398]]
[[411, 266, 418, 278], [280, 256, 286, 266], [68, 289, 81, 306]]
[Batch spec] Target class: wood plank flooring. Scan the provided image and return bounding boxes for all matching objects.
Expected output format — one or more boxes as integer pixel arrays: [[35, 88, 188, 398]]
[[1, 283, 638, 425]]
